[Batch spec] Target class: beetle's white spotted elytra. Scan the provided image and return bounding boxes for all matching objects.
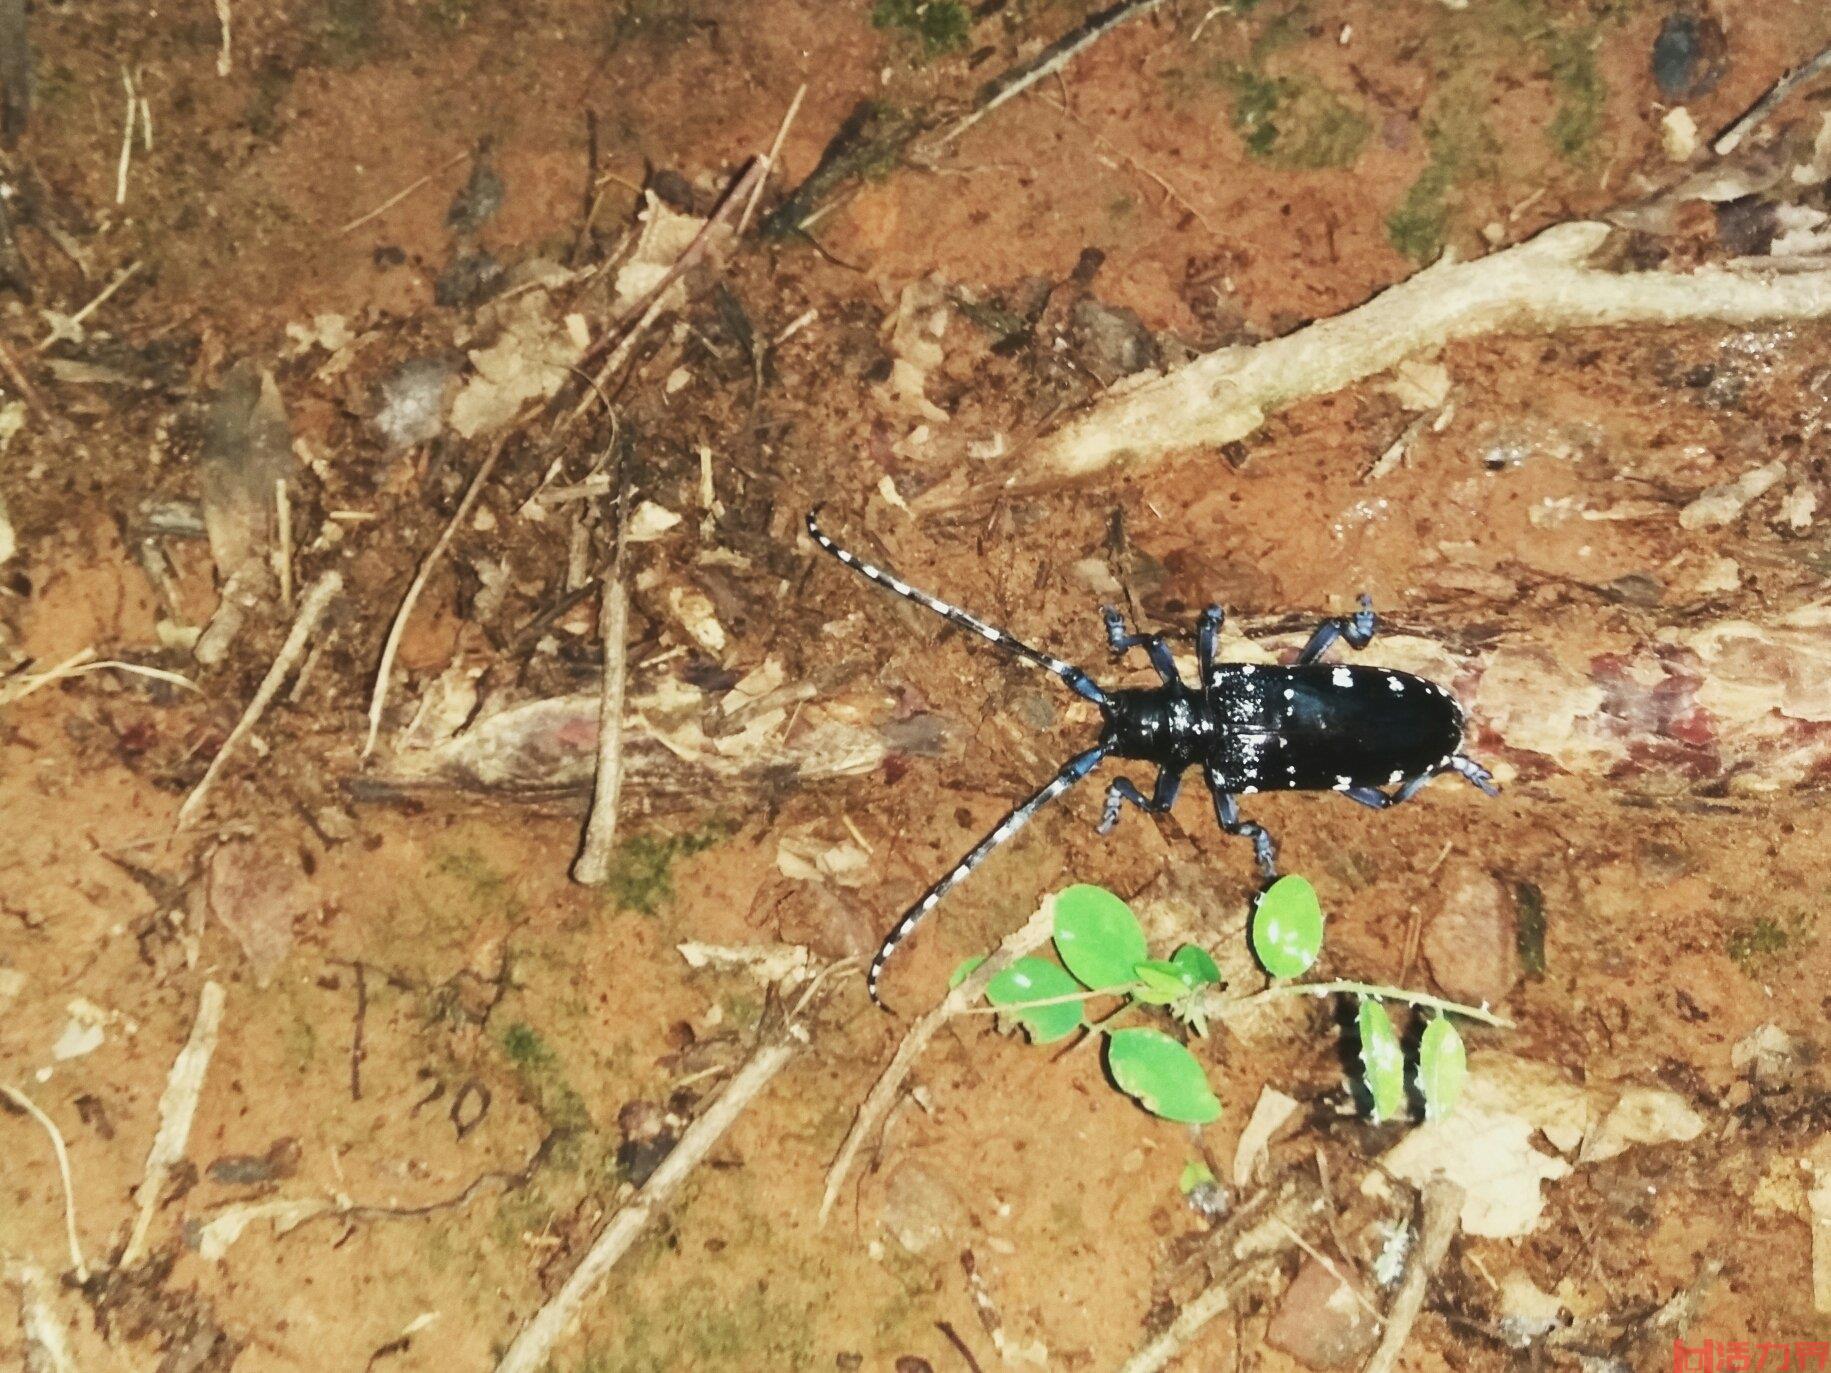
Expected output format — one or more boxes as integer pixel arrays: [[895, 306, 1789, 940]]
[[808, 510, 1497, 1007]]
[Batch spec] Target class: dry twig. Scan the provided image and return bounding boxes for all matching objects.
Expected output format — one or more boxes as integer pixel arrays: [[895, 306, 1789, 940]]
[[122, 980, 226, 1267], [1361, 1179, 1463, 1373], [493, 1011, 810, 1373], [571, 480, 632, 885], [179, 569, 341, 826], [1714, 40, 1831, 154], [364, 438, 505, 758], [819, 895, 1058, 1224], [736, 83, 807, 238], [0, 1085, 89, 1280]]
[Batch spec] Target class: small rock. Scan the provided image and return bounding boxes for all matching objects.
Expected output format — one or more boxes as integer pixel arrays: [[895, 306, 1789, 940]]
[[835, 1356, 863, 1372], [1265, 1255, 1381, 1368], [1714, 196, 1778, 257], [1069, 297, 1159, 379], [208, 1136, 301, 1186], [1731, 1023, 1798, 1085], [895, 1359, 933, 1373], [1679, 458, 1786, 529], [880, 1163, 966, 1256], [1422, 861, 1519, 1007], [615, 1101, 678, 1187], [208, 841, 311, 987], [1660, 106, 1699, 161], [435, 251, 503, 309], [1652, 13, 1727, 100]]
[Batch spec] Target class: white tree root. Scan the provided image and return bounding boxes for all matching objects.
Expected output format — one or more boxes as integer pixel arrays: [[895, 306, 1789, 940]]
[[0, 1086, 88, 1280], [996, 221, 1831, 493], [818, 895, 1058, 1225], [492, 1017, 807, 1373]]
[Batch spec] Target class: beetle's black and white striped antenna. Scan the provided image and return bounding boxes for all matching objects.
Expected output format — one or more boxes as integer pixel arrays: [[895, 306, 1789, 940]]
[[806, 509, 1115, 1004], [806, 510, 1109, 708], [865, 745, 1107, 1003]]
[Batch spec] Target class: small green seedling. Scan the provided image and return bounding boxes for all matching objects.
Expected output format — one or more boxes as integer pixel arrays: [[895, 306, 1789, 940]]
[[957, 879, 1499, 1130]]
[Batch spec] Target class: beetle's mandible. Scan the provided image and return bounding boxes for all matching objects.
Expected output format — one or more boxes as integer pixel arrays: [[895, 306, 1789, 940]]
[[807, 510, 1498, 1006]]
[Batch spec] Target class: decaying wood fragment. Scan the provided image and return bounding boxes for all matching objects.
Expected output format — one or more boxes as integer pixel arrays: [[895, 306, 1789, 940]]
[[122, 980, 226, 1267]]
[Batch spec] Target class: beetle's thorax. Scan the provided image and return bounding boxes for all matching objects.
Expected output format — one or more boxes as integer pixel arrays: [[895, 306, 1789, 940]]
[[1100, 685, 1209, 764]]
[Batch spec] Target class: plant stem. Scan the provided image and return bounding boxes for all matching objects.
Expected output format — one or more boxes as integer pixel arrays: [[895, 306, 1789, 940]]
[[1230, 981, 1512, 1028], [960, 984, 1141, 1015]]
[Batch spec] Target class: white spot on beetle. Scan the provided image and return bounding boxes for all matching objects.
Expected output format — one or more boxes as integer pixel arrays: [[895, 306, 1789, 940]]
[[1242, 784, 1258, 794], [1283, 687, 1295, 701], [1241, 664, 1255, 675], [1387, 677, 1404, 693], [1334, 775, 1351, 790], [1332, 666, 1353, 687], [1388, 770, 1403, 785]]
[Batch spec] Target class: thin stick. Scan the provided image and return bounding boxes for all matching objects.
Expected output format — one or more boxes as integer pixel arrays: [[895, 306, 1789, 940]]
[[1230, 982, 1513, 1028], [1714, 41, 1831, 155], [364, 438, 505, 758], [493, 1018, 807, 1373], [213, 0, 232, 75], [736, 83, 807, 238], [122, 980, 227, 1267], [114, 68, 136, 205], [819, 895, 1058, 1224], [0, 335, 49, 417], [0, 657, 197, 706], [35, 260, 143, 352], [178, 570, 341, 828], [335, 149, 470, 236], [567, 158, 766, 424], [1361, 1179, 1463, 1373], [274, 478, 294, 610], [927, 0, 1169, 152], [571, 481, 632, 885], [0, 1085, 89, 1280]]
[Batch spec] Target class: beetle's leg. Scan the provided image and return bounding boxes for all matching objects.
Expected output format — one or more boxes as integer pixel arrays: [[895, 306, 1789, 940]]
[[1447, 754, 1500, 796], [1344, 755, 1499, 811], [1196, 605, 1224, 678], [1206, 768, 1279, 878], [1296, 593, 1378, 665], [1103, 606, 1181, 686], [1098, 767, 1183, 835]]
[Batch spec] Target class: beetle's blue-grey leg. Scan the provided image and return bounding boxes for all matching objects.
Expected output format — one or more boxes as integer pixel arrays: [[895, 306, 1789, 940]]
[[1448, 754, 1499, 796], [1103, 607, 1181, 687], [1196, 605, 1224, 678], [1297, 594, 1377, 665], [1345, 754, 1499, 810], [1206, 768, 1279, 878], [1098, 767, 1183, 835], [866, 745, 1108, 1007]]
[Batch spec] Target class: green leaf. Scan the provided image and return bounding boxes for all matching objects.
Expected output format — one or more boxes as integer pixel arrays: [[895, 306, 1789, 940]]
[[1106, 1028, 1222, 1124], [948, 955, 987, 989], [1357, 999, 1406, 1124], [1177, 1158, 1216, 1194], [1171, 944, 1222, 988], [1132, 959, 1194, 1005], [986, 957, 1085, 1044], [1417, 1015, 1467, 1121], [1053, 884, 1149, 991], [1251, 875, 1323, 979]]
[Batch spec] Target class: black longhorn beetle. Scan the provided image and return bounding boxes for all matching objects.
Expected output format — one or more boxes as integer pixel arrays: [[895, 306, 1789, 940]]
[[807, 510, 1498, 1005]]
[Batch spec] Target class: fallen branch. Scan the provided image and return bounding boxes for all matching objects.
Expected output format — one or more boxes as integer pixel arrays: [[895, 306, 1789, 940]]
[[364, 438, 504, 758], [122, 980, 226, 1268], [8, 1263, 78, 1373], [571, 482, 631, 886], [993, 221, 1831, 492], [819, 894, 1057, 1225], [178, 570, 341, 828], [1714, 40, 1831, 154], [0, 1086, 88, 1280], [493, 1011, 809, 1373], [1361, 1179, 1462, 1373]]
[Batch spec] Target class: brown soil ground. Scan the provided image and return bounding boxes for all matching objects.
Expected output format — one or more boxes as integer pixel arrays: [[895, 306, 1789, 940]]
[[3, 1, 1830, 1370]]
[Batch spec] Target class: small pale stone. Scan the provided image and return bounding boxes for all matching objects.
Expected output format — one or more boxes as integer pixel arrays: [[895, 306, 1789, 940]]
[[1265, 1256, 1380, 1368]]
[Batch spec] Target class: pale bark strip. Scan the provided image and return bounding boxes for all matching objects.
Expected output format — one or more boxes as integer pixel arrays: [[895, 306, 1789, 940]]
[[1006, 222, 1831, 490], [122, 980, 226, 1268], [570, 576, 629, 884], [493, 1021, 806, 1373], [819, 895, 1057, 1225]]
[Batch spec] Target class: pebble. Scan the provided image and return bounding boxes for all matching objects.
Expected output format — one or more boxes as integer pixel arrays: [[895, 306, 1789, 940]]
[[1422, 861, 1519, 1006], [1265, 1256, 1381, 1367], [880, 1163, 966, 1256], [1652, 13, 1727, 100]]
